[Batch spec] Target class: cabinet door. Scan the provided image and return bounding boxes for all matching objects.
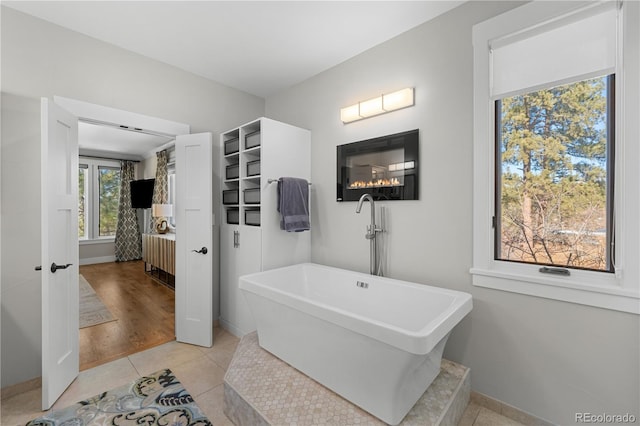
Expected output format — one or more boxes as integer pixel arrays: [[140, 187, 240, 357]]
[[220, 224, 239, 334], [238, 225, 262, 276], [219, 224, 262, 336], [237, 225, 262, 334]]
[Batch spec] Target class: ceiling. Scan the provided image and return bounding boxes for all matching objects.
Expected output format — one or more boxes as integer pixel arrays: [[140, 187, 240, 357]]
[[5, 1, 464, 98], [78, 122, 173, 160], [6, 1, 463, 158]]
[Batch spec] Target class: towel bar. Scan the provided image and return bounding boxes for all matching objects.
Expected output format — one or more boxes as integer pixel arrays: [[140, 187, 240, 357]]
[[267, 178, 312, 185]]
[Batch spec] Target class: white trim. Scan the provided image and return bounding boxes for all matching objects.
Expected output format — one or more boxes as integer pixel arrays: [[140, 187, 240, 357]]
[[218, 317, 244, 338], [79, 255, 116, 266], [472, 1, 640, 314], [79, 148, 143, 163], [79, 238, 115, 246], [471, 269, 639, 314], [53, 96, 189, 137]]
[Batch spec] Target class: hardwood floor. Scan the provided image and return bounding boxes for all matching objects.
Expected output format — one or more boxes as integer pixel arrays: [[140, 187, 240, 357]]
[[79, 260, 175, 371]]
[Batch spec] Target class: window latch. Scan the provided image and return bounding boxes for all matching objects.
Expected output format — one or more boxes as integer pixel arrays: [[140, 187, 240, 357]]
[[539, 266, 570, 276]]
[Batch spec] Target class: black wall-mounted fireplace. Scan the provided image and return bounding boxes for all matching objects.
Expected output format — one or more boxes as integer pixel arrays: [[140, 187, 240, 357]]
[[337, 129, 419, 201]]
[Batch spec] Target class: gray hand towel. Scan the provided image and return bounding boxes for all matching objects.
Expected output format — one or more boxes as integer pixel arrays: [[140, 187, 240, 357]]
[[277, 177, 310, 232]]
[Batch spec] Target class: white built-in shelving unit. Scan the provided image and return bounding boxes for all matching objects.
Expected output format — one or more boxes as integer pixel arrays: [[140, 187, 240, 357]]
[[220, 117, 311, 336]]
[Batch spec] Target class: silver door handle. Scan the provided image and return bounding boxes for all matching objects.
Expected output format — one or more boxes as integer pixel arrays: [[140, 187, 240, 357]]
[[192, 247, 208, 254], [233, 231, 240, 248]]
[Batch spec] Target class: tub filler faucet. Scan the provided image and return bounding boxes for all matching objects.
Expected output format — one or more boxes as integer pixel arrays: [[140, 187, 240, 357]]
[[356, 193, 383, 276]]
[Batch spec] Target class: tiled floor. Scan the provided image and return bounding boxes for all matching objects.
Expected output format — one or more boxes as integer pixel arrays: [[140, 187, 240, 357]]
[[1, 327, 239, 426], [459, 402, 526, 426], [2, 327, 524, 426]]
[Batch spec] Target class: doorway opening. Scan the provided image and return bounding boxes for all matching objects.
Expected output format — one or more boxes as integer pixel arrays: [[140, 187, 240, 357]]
[[62, 96, 189, 370]]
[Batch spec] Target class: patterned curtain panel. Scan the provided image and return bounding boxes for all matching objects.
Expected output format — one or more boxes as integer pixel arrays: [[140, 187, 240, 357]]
[[151, 150, 169, 232], [114, 161, 142, 261]]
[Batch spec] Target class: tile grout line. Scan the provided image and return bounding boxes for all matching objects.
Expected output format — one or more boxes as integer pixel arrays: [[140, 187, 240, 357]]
[[468, 405, 481, 426], [125, 355, 143, 379]]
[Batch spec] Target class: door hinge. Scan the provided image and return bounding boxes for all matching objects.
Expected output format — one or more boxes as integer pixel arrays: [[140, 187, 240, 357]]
[[492, 216, 497, 228]]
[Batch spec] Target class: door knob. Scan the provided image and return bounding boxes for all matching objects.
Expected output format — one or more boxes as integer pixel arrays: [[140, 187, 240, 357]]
[[50, 262, 72, 273], [192, 247, 208, 255]]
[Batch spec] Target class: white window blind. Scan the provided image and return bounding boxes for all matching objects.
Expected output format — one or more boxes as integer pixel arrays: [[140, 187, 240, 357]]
[[490, 4, 617, 98]]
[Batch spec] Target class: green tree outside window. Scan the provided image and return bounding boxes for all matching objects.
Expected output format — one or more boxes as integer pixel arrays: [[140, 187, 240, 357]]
[[98, 167, 121, 237]]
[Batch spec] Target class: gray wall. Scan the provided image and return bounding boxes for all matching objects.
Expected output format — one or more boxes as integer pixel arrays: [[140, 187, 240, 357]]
[[265, 2, 640, 425], [79, 242, 116, 263], [0, 6, 264, 387], [1, 94, 43, 388]]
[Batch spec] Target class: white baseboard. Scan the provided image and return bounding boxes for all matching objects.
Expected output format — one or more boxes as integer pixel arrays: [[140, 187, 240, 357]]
[[79, 255, 116, 265], [218, 318, 249, 338], [470, 391, 554, 426]]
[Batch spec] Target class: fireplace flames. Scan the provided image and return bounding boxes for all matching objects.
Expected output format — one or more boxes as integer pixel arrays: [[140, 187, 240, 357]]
[[348, 178, 402, 189]]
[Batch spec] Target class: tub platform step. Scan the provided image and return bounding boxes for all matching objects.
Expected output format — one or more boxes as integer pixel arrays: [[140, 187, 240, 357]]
[[223, 332, 470, 425]]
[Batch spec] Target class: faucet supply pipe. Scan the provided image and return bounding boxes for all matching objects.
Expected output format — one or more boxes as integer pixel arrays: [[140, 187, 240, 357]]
[[356, 193, 383, 276]]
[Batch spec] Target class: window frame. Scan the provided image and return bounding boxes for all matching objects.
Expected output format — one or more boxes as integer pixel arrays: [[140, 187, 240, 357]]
[[79, 157, 122, 243], [167, 166, 176, 228], [471, 1, 640, 314]]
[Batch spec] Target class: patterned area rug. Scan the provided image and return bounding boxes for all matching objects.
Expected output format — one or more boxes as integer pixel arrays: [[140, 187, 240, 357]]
[[80, 274, 116, 328], [26, 369, 211, 426]]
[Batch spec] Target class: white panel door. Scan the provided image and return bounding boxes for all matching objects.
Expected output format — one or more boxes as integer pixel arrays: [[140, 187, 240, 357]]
[[41, 98, 79, 409], [175, 133, 213, 347]]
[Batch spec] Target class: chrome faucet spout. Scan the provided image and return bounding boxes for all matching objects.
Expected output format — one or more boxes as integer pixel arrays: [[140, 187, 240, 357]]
[[356, 193, 373, 214]]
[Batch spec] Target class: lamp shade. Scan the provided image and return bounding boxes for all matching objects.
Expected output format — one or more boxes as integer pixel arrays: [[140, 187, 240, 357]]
[[152, 203, 173, 217]]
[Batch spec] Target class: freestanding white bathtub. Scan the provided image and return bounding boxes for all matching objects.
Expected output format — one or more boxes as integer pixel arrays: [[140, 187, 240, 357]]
[[239, 263, 472, 425]]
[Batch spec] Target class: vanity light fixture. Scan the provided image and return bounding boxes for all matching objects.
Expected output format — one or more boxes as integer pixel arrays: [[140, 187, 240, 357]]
[[340, 87, 414, 124]]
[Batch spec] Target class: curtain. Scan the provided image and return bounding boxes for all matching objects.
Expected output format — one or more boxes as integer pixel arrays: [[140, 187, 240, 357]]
[[151, 150, 169, 232], [114, 161, 142, 261]]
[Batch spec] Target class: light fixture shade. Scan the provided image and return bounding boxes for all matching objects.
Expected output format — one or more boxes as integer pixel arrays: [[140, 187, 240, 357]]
[[383, 88, 414, 111], [340, 104, 361, 123], [358, 96, 384, 117], [340, 87, 415, 124], [152, 203, 173, 218]]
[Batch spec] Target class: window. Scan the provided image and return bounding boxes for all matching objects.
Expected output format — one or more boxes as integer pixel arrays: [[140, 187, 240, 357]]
[[79, 158, 121, 241], [98, 166, 120, 237], [495, 75, 614, 273], [472, 1, 640, 313]]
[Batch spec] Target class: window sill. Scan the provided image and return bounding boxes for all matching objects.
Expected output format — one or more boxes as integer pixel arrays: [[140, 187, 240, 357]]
[[470, 267, 640, 314], [79, 238, 115, 245]]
